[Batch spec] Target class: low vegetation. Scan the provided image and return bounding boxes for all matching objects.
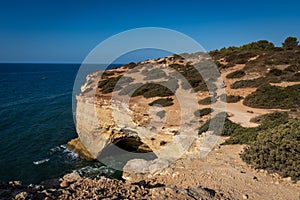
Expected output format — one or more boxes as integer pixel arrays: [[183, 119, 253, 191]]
[[194, 108, 213, 117], [230, 78, 267, 89], [220, 94, 243, 103], [98, 75, 134, 94], [244, 84, 300, 109], [132, 83, 174, 98], [198, 112, 241, 136], [198, 97, 212, 105], [122, 62, 138, 69], [198, 112, 289, 145], [149, 98, 174, 107], [241, 119, 300, 181], [226, 70, 246, 79]]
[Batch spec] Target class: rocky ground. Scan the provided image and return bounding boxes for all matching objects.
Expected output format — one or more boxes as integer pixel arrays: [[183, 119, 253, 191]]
[[2, 142, 299, 200], [0, 172, 229, 200], [123, 140, 300, 200]]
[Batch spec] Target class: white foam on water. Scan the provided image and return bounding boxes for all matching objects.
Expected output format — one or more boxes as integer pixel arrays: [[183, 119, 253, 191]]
[[33, 158, 50, 165]]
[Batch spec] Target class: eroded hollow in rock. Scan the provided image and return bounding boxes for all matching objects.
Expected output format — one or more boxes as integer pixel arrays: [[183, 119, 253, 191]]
[[97, 136, 157, 172], [113, 137, 152, 153]]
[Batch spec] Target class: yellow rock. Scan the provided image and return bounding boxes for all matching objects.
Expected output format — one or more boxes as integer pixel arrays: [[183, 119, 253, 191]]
[[67, 138, 95, 161]]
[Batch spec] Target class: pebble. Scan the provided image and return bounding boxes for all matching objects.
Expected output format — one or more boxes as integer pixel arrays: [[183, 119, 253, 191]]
[[242, 194, 249, 199]]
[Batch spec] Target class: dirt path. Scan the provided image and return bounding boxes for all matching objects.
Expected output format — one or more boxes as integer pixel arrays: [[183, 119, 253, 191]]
[[127, 141, 300, 200], [270, 81, 300, 87]]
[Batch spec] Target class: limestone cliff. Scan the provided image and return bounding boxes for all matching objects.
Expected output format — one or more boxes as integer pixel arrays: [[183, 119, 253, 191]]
[[72, 52, 226, 164]]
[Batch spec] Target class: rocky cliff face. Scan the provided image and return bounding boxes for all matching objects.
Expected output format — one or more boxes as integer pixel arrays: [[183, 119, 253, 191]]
[[72, 53, 225, 167]]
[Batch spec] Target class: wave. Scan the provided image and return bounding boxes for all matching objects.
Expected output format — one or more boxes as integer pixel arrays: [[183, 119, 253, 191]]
[[0, 91, 72, 109], [33, 158, 50, 165], [50, 144, 79, 160]]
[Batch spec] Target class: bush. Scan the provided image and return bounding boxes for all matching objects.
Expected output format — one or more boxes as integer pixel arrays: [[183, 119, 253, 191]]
[[118, 83, 143, 96], [98, 75, 134, 94], [194, 108, 213, 117], [284, 65, 300, 72], [226, 70, 246, 79], [123, 62, 137, 69], [220, 94, 243, 103], [225, 52, 257, 63], [169, 63, 213, 92], [198, 97, 212, 105], [282, 36, 299, 50], [244, 84, 300, 109], [102, 70, 115, 77], [223, 112, 289, 145], [198, 112, 242, 136], [230, 78, 267, 89], [250, 112, 288, 124], [149, 98, 174, 107], [268, 68, 283, 76], [241, 119, 300, 181], [132, 83, 174, 98]]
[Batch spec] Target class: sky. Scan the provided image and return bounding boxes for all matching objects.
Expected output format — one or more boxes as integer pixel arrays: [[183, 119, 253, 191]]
[[0, 0, 300, 63]]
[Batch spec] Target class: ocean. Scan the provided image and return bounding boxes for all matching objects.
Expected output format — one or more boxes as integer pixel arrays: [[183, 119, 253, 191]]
[[0, 63, 122, 184]]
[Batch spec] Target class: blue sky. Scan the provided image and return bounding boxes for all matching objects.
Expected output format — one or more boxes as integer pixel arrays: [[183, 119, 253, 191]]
[[0, 0, 300, 63]]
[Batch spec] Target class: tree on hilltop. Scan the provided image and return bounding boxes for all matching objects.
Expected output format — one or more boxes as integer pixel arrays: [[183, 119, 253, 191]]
[[282, 36, 299, 50]]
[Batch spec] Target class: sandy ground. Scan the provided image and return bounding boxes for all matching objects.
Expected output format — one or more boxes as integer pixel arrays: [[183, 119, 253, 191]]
[[127, 140, 300, 200]]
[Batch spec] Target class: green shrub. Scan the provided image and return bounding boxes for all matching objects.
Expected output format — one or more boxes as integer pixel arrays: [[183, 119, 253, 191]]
[[244, 84, 300, 109], [226, 70, 246, 79], [198, 111, 289, 145], [230, 78, 267, 89], [225, 52, 257, 63], [118, 83, 143, 96], [235, 58, 248, 64], [194, 108, 213, 117], [250, 112, 289, 124], [149, 98, 174, 107], [198, 112, 241, 136], [169, 63, 212, 92], [268, 68, 283, 76], [123, 62, 137, 69], [223, 112, 289, 145], [284, 65, 300, 72], [102, 70, 115, 77], [198, 97, 212, 105], [285, 73, 300, 82], [241, 119, 300, 181], [220, 94, 243, 103], [98, 75, 134, 94], [132, 83, 174, 98]]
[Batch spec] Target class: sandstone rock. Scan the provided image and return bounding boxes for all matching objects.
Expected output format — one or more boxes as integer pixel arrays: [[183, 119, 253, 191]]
[[14, 191, 28, 200], [60, 180, 69, 188], [148, 159, 169, 174], [123, 158, 170, 175], [66, 138, 95, 161], [62, 172, 81, 183], [123, 159, 151, 174], [282, 177, 292, 182]]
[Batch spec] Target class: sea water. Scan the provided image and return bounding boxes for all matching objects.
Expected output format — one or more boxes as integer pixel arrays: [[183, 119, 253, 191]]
[[0, 63, 122, 184]]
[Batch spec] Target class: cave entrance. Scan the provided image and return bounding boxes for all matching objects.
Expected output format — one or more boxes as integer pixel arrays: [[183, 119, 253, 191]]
[[96, 136, 157, 176]]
